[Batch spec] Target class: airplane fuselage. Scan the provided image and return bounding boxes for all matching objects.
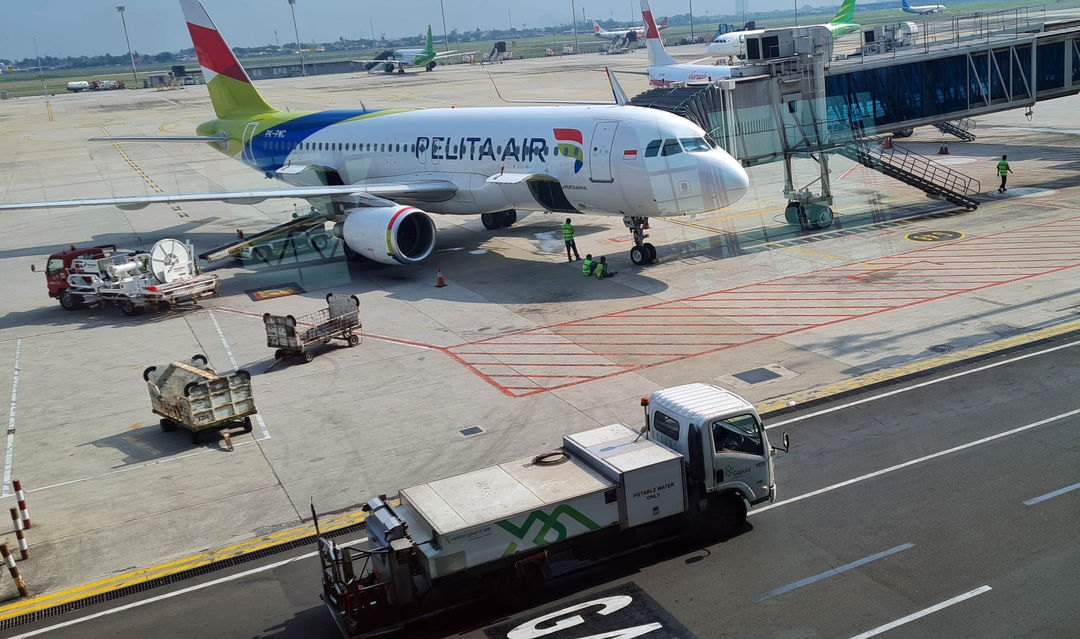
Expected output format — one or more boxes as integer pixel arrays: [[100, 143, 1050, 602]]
[[903, 4, 945, 13], [199, 105, 748, 220], [707, 22, 859, 57]]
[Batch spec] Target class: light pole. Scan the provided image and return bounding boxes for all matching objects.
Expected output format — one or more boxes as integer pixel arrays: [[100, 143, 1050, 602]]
[[570, 0, 578, 52], [287, 0, 307, 76], [689, 0, 694, 41], [116, 6, 138, 87], [438, 0, 449, 51]]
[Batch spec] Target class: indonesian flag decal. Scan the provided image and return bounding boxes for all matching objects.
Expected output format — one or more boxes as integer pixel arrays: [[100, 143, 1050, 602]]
[[180, 0, 250, 83]]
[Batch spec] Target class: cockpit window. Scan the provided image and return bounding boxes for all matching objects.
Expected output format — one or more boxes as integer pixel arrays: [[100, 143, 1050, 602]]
[[644, 139, 661, 157], [661, 138, 682, 156], [680, 137, 711, 152], [712, 413, 764, 456]]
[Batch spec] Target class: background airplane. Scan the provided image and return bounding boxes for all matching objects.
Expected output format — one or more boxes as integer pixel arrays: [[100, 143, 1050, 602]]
[[621, 0, 733, 87], [0, 0, 750, 269], [592, 16, 668, 41], [902, 0, 946, 14], [361, 25, 474, 73], [707, 0, 859, 57]]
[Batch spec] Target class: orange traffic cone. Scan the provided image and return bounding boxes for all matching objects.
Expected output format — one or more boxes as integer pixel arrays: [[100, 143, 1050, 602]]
[[435, 268, 446, 287], [884, 137, 892, 149], [938, 144, 949, 154]]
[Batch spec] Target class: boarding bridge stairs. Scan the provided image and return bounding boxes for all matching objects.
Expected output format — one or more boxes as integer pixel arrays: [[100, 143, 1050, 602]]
[[933, 118, 977, 142], [363, 50, 394, 72], [836, 139, 981, 210]]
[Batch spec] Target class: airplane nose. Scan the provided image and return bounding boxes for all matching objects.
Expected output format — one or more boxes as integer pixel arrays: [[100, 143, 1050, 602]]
[[702, 150, 749, 209]]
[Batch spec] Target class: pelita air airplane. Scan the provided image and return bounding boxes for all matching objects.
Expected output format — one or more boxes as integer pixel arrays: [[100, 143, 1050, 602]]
[[0, 0, 750, 267]]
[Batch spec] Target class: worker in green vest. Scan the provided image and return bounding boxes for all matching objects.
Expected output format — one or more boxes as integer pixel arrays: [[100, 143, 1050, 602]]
[[561, 218, 581, 261], [582, 254, 596, 276], [595, 256, 616, 279], [997, 154, 1013, 193]]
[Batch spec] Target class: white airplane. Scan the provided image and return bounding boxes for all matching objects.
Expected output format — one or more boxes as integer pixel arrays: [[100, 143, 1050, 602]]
[[592, 16, 668, 41], [625, 0, 733, 87], [901, 0, 946, 15], [707, 0, 860, 58], [0, 0, 750, 268], [362, 25, 474, 73]]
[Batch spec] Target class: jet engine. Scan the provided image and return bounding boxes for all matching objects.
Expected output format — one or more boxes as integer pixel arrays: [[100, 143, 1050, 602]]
[[335, 205, 437, 265]]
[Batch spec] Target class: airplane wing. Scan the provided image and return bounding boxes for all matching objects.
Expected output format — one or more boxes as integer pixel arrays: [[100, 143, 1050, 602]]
[[610, 69, 650, 75], [0, 181, 458, 212], [432, 50, 478, 60]]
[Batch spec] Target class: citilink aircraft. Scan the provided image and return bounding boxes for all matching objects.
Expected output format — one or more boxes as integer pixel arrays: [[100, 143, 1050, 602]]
[[0, 0, 749, 268], [707, 0, 860, 58]]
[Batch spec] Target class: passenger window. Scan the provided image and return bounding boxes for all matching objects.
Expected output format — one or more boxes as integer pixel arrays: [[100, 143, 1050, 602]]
[[711, 414, 764, 456], [395, 143, 400, 152], [679, 137, 710, 152], [644, 139, 661, 157], [381, 144, 385, 152], [653, 411, 681, 440], [46, 258, 65, 275], [661, 138, 682, 156]]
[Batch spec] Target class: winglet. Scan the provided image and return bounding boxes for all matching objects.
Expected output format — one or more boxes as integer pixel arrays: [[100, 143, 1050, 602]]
[[606, 67, 629, 105]]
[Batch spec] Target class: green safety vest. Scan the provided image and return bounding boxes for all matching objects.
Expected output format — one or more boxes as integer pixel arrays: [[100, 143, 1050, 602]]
[[595, 262, 606, 278], [582, 259, 594, 275], [561, 223, 575, 241], [997, 161, 1010, 176]]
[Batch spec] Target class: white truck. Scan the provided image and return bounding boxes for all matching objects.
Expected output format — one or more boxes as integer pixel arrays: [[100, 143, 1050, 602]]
[[316, 383, 788, 637]]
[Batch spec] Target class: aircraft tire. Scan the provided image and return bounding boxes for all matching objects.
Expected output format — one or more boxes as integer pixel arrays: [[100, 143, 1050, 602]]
[[643, 242, 657, 262], [481, 213, 500, 230], [630, 245, 648, 266]]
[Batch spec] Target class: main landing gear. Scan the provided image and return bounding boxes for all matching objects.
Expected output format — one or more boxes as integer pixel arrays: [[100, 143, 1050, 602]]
[[623, 216, 657, 266], [480, 210, 517, 230]]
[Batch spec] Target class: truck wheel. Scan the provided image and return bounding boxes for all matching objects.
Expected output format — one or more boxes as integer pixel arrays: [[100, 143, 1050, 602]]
[[159, 418, 177, 432], [273, 349, 284, 359], [711, 493, 747, 538], [241, 416, 253, 434], [235, 369, 251, 381], [119, 298, 143, 315], [347, 333, 360, 347], [191, 429, 204, 444], [59, 289, 84, 311], [142, 366, 157, 382], [191, 354, 208, 366], [303, 351, 315, 363], [183, 381, 201, 397]]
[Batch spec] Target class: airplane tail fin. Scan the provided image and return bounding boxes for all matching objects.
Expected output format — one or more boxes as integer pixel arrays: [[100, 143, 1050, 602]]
[[593, 21, 602, 33], [831, 0, 857, 24], [901, 0, 912, 6], [180, 0, 275, 119], [658, 17, 669, 28], [424, 25, 436, 55], [640, 0, 678, 67]]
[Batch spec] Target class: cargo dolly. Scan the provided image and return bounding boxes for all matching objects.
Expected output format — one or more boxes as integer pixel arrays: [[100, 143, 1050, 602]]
[[143, 354, 257, 451], [264, 294, 362, 366]]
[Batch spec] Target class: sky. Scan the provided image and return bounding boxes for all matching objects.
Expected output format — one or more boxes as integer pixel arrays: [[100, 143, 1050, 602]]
[[1, 0, 802, 60]]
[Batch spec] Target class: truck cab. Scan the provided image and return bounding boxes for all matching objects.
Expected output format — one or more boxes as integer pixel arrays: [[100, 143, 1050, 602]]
[[646, 383, 778, 519], [39, 245, 116, 305]]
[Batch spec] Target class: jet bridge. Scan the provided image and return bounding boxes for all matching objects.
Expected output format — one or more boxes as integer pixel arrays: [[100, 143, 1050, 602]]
[[629, 9, 1080, 228]]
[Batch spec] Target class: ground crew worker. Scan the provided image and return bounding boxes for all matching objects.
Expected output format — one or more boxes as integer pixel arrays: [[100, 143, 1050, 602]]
[[997, 155, 1013, 193], [595, 256, 616, 278], [561, 218, 581, 261], [582, 254, 596, 276]]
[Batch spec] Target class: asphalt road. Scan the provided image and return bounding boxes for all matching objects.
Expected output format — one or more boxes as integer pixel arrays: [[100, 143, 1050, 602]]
[[10, 337, 1080, 639]]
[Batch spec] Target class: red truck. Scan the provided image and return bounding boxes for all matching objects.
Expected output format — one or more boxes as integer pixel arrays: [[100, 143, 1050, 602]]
[[38, 244, 117, 310]]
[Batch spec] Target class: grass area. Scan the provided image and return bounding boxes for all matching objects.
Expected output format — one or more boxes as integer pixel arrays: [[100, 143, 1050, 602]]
[[0, 0, 1067, 99]]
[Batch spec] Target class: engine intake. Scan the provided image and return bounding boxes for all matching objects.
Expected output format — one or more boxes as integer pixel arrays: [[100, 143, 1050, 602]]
[[337, 205, 436, 265]]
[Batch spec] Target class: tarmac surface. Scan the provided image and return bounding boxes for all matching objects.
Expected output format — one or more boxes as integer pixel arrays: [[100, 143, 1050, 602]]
[[0, 37, 1079, 627]]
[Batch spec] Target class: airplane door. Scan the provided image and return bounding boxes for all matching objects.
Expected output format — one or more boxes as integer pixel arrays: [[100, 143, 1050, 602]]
[[241, 121, 260, 166], [588, 121, 618, 183]]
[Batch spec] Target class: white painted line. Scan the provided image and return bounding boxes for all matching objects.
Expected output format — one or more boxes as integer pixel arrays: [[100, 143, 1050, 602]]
[[3, 340, 22, 498], [5, 550, 316, 638], [767, 338, 1080, 429], [848, 585, 992, 639], [753, 543, 914, 602], [208, 310, 268, 439], [753, 407, 1080, 515], [1024, 481, 1080, 506]]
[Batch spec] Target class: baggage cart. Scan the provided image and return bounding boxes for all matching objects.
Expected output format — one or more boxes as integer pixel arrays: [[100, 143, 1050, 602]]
[[143, 354, 256, 449], [264, 294, 362, 364]]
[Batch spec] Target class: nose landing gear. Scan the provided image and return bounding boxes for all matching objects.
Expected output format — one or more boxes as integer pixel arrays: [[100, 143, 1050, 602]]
[[624, 216, 657, 266]]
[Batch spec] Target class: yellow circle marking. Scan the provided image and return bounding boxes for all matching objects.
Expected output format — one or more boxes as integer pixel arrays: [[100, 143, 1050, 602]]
[[905, 230, 964, 242]]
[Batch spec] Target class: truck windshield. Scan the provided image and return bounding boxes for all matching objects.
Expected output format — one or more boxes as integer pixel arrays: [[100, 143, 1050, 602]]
[[712, 414, 763, 456], [46, 258, 65, 275]]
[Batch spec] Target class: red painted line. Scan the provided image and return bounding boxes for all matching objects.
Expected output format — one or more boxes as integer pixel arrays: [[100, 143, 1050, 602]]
[[485, 374, 598, 379]]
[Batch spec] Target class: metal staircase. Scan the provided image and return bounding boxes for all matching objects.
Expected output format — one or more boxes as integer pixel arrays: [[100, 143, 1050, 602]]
[[835, 140, 981, 210], [933, 118, 977, 141]]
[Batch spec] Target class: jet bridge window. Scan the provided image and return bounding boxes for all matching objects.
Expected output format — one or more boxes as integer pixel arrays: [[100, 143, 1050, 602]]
[[644, 139, 662, 157], [661, 138, 682, 156], [679, 137, 710, 152], [712, 414, 764, 456]]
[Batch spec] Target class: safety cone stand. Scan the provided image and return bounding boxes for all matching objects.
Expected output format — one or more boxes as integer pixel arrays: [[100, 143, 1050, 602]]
[[938, 144, 950, 154], [884, 137, 893, 149], [435, 268, 447, 287]]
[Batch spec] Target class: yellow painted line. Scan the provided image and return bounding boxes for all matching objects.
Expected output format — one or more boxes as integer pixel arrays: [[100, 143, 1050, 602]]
[[0, 505, 384, 620], [757, 319, 1080, 414]]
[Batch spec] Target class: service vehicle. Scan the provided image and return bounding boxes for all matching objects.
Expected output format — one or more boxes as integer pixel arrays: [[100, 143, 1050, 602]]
[[143, 354, 256, 448], [37, 239, 219, 315], [316, 383, 788, 637]]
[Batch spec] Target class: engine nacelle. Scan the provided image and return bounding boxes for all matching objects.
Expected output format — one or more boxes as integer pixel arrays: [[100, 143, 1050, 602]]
[[336, 205, 437, 265]]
